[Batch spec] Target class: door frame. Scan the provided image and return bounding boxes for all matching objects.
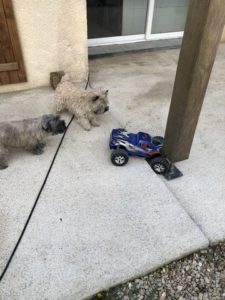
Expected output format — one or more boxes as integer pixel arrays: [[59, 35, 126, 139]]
[[88, 0, 185, 47]]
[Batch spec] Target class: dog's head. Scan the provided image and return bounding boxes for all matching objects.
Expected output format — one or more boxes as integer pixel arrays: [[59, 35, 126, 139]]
[[41, 114, 66, 135], [89, 90, 109, 115]]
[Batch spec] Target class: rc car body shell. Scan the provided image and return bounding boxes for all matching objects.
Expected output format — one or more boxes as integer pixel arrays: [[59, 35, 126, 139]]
[[109, 128, 163, 159]]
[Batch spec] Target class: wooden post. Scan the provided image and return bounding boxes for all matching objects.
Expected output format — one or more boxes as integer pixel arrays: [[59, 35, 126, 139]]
[[163, 0, 225, 162]]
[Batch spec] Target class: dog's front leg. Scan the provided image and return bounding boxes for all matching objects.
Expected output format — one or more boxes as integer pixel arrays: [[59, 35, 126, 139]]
[[30, 143, 45, 155], [38, 142, 46, 149], [77, 117, 91, 131], [90, 114, 100, 127]]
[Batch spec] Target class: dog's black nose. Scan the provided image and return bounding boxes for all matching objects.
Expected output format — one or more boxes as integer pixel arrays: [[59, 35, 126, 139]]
[[104, 106, 109, 112]]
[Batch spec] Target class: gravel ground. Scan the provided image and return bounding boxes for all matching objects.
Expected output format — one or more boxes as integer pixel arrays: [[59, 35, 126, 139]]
[[91, 243, 225, 300]]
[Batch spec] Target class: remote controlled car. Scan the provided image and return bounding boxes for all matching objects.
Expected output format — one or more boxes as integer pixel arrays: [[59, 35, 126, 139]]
[[109, 128, 170, 174]]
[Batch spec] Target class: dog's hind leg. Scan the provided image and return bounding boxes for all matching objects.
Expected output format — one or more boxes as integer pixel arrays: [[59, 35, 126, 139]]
[[54, 96, 65, 113], [0, 145, 9, 169], [77, 117, 91, 131]]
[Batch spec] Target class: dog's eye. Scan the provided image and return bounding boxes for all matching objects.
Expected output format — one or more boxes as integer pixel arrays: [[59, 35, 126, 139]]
[[92, 96, 99, 102]]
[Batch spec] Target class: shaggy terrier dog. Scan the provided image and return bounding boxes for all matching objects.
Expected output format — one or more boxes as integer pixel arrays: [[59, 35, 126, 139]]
[[54, 74, 109, 131], [0, 114, 66, 169]]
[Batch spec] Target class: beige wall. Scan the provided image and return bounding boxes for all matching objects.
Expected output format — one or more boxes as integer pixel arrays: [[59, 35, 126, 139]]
[[0, 0, 88, 93]]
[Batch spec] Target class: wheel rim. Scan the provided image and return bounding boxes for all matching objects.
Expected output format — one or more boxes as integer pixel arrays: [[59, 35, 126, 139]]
[[153, 163, 165, 173], [114, 155, 125, 165]]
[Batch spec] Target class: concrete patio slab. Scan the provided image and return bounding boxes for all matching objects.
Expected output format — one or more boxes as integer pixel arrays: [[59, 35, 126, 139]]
[[89, 44, 225, 244], [0, 105, 207, 298], [89, 48, 178, 135], [0, 88, 71, 275], [1, 44, 224, 299], [164, 45, 225, 244]]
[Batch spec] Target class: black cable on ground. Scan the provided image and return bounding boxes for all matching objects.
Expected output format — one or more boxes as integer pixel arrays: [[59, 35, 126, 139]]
[[0, 78, 89, 282]]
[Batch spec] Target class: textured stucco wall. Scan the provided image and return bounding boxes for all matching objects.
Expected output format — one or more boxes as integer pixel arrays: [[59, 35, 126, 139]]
[[0, 0, 88, 93]]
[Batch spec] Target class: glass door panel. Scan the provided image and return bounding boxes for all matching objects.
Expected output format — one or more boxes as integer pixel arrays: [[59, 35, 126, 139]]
[[87, 0, 148, 39], [122, 0, 148, 35], [151, 0, 189, 34], [87, 0, 123, 38]]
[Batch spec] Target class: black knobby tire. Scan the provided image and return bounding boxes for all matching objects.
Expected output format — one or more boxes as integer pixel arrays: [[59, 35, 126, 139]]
[[111, 149, 129, 166], [152, 136, 164, 146], [150, 157, 170, 174]]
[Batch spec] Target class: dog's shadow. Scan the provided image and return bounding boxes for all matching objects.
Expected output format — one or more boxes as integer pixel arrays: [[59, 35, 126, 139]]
[[9, 148, 41, 165], [146, 81, 173, 101]]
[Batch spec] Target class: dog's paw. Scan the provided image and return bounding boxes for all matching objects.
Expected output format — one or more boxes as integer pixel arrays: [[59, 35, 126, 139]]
[[82, 125, 91, 131], [91, 120, 100, 127], [78, 118, 91, 131], [38, 143, 46, 149], [32, 147, 44, 155], [35, 149, 44, 155]]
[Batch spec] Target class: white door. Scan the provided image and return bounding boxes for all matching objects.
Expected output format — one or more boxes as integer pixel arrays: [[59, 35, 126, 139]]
[[146, 0, 189, 40], [88, 0, 189, 46]]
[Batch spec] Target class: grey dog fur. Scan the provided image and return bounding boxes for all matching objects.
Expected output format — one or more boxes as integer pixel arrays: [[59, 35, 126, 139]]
[[54, 74, 109, 131], [0, 114, 66, 169]]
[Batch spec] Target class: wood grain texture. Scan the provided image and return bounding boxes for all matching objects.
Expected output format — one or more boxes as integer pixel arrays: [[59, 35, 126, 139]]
[[0, 0, 10, 84], [3, 0, 26, 82], [0, 62, 18, 71], [163, 0, 225, 162], [0, 0, 26, 85], [0, 0, 19, 83]]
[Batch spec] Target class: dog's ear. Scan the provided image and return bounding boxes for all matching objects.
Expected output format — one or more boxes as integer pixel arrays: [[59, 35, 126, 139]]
[[60, 73, 70, 83], [41, 115, 54, 131], [92, 95, 99, 102]]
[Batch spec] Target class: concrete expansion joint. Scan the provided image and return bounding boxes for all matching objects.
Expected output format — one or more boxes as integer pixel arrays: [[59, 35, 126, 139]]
[[161, 180, 210, 246]]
